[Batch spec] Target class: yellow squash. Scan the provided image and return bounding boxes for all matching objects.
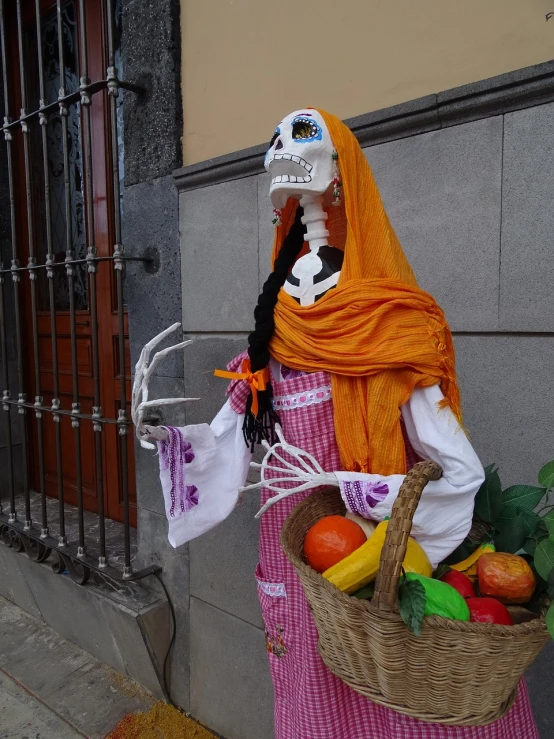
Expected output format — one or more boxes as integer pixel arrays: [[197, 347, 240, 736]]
[[450, 542, 495, 577], [322, 521, 432, 594]]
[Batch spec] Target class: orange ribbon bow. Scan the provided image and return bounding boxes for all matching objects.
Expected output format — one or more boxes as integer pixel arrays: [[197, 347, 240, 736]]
[[214, 358, 270, 417]]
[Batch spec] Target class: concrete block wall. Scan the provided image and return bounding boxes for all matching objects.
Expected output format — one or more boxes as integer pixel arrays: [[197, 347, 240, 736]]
[[129, 65, 554, 738]]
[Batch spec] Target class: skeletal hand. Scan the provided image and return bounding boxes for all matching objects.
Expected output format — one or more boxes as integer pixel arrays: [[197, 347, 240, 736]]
[[239, 425, 337, 517], [131, 323, 199, 449]]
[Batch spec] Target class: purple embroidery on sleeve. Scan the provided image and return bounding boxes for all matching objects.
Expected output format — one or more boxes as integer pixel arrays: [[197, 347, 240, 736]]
[[342, 480, 389, 516], [159, 437, 170, 471], [159, 427, 198, 517], [185, 485, 199, 508], [365, 482, 389, 508]]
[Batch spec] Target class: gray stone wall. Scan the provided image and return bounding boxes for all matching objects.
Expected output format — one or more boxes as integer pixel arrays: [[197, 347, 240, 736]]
[[130, 66, 554, 739]]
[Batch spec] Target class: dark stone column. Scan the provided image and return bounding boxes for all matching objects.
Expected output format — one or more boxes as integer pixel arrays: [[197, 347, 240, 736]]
[[121, 0, 189, 710], [122, 0, 182, 185]]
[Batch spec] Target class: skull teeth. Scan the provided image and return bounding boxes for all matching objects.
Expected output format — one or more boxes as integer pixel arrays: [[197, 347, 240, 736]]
[[271, 174, 312, 184], [271, 153, 313, 173]]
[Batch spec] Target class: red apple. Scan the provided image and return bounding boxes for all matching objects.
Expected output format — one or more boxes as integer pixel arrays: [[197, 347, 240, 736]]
[[439, 569, 476, 599], [466, 597, 513, 625]]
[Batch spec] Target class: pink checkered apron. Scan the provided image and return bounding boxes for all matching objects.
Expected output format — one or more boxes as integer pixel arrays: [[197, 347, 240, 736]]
[[228, 359, 538, 739]]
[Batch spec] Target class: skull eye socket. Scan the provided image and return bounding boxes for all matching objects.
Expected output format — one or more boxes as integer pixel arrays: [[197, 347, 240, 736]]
[[291, 116, 322, 143], [269, 128, 280, 148]]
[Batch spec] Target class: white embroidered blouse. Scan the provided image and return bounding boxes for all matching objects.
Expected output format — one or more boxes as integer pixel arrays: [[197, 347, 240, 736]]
[[157, 359, 484, 568]]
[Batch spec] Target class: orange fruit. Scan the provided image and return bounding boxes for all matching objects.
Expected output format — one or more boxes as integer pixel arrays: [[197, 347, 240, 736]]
[[304, 515, 367, 573]]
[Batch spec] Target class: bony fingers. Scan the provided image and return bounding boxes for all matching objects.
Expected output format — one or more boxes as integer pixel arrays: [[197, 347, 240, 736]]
[[239, 482, 263, 493]]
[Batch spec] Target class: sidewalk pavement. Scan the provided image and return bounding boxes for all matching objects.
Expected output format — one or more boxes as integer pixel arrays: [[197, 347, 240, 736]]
[[0, 595, 155, 739], [0, 669, 84, 739]]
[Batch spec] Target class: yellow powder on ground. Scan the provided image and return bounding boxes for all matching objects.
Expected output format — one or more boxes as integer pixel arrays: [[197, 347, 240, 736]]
[[105, 701, 218, 739]]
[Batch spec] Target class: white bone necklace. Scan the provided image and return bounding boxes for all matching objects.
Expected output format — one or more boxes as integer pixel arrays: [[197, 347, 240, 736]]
[[284, 194, 343, 306]]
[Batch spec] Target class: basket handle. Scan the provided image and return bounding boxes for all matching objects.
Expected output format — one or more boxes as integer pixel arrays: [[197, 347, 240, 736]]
[[372, 460, 442, 613]]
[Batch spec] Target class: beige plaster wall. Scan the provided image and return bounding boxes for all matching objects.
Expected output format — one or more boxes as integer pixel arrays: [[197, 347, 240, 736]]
[[181, 0, 554, 164]]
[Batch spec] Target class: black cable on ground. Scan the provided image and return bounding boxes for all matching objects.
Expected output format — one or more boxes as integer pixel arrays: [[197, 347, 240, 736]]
[[154, 570, 178, 708], [153, 571, 226, 738]]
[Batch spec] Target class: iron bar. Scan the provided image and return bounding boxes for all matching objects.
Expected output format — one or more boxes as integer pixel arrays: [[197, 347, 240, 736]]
[[66, 252, 85, 554], [75, 0, 94, 557], [0, 398, 133, 422], [35, 0, 62, 539], [1, 79, 143, 131], [0, 0, 16, 522], [55, 0, 73, 546], [0, 513, 158, 584], [106, 0, 131, 577], [9, 1, 32, 530], [0, 255, 151, 274], [0, 0, 149, 584], [84, 0, 109, 569], [16, 0, 48, 535]]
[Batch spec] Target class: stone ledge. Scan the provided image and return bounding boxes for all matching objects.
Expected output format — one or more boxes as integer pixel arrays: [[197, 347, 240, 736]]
[[0, 543, 170, 699], [173, 59, 554, 192]]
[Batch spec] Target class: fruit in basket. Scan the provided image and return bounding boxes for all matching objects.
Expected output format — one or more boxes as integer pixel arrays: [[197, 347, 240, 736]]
[[466, 596, 513, 625], [450, 542, 495, 577], [323, 521, 432, 594], [304, 515, 367, 573], [439, 570, 476, 598], [405, 573, 470, 621], [477, 552, 536, 604], [345, 511, 377, 539]]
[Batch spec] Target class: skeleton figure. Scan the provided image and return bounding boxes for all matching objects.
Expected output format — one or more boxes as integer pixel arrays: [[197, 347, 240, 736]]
[[266, 111, 343, 305], [132, 109, 537, 739], [131, 323, 196, 448]]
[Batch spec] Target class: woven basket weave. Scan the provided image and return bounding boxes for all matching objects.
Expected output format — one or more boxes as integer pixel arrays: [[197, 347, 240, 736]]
[[280, 461, 549, 726]]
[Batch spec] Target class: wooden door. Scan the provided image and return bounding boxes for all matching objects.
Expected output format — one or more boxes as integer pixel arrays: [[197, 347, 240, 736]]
[[7, 0, 136, 525]]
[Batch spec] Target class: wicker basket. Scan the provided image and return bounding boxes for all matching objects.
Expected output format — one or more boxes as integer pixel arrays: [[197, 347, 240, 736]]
[[280, 461, 549, 726]]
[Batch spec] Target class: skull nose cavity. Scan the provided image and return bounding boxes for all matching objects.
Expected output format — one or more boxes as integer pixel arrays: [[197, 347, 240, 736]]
[[275, 138, 283, 150]]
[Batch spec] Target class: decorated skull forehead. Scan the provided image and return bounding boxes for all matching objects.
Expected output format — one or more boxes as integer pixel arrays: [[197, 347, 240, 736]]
[[265, 109, 334, 210]]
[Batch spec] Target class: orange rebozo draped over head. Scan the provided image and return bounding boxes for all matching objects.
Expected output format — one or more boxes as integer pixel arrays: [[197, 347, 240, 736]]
[[268, 108, 463, 476]]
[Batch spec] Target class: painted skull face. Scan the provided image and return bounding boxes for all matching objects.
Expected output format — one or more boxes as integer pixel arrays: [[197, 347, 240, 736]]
[[265, 110, 334, 210]]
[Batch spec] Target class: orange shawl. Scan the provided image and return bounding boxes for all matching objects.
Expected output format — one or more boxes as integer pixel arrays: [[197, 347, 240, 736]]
[[269, 109, 462, 475]]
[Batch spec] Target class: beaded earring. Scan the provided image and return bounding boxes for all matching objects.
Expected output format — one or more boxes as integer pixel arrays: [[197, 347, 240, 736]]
[[272, 208, 283, 227], [332, 150, 341, 207]]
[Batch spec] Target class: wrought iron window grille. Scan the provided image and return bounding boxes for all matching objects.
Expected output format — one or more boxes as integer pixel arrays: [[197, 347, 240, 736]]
[[0, 0, 158, 585]]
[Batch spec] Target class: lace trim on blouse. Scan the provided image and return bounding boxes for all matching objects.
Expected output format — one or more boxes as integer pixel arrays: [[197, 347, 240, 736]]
[[271, 384, 332, 411]]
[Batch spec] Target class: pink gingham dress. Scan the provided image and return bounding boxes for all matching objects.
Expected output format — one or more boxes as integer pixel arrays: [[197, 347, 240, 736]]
[[227, 357, 538, 739]]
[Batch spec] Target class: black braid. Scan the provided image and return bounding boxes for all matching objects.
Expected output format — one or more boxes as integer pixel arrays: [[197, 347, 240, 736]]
[[242, 205, 306, 450]]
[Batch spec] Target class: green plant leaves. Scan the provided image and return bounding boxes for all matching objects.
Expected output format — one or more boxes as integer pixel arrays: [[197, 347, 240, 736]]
[[474, 468, 503, 525], [544, 510, 554, 537], [534, 538, 554, 581], [538, 461, 554, 491], [502, 485, 546, 512], [398, 578, 426, 637], [546, 603, 554, 640], [494, 508, 541, 554]]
